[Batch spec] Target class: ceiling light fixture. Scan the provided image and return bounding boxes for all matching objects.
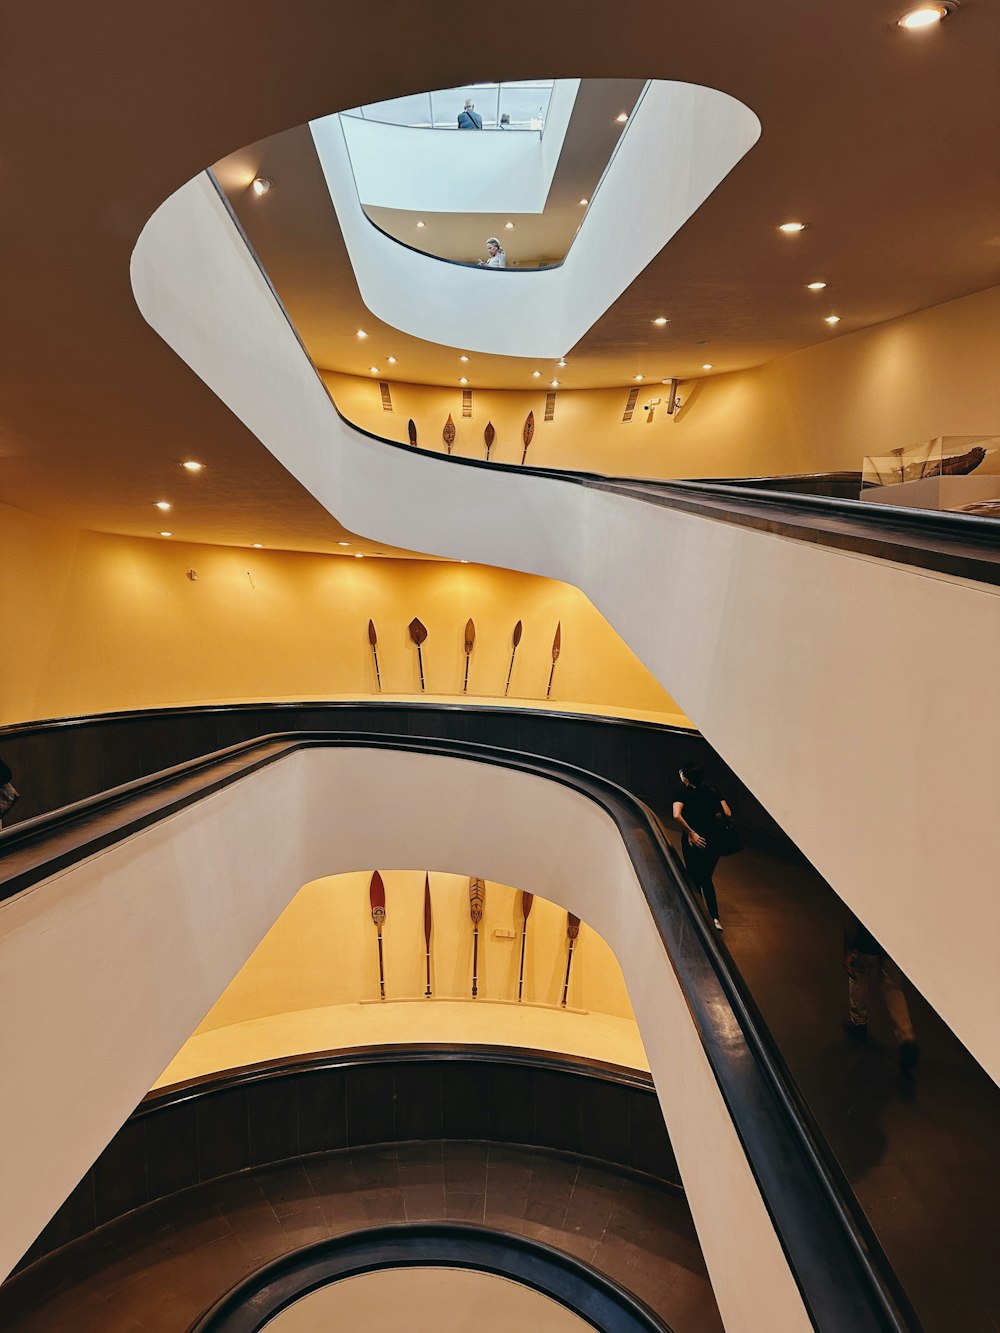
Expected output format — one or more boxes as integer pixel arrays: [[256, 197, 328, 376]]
[[615, 112, 629, 123], [459, 377, 469, 384], [702, 363, 714, 370], [459, 355, 469, 362], [653, 317, 669, 326], [806, 281, 828, 290], [356, 330, 368, 340], [369, 366, 380, 374], [338, 541, 350, 547], [778, 221, 808, 233], [633, 374, 644, 382], [550, 379, 560, 387], [181, 460, 204, 472], [416, 220, 426, 228], [387, 356, 397, 365], [154, 501, 172, 511], [159, 531, 173, 538], [354, 553, 365, 559], [504, 221, 514, 230], [252, 543, 263, 549], [825, 315, 841, 325], [251, 177, 271, 197], [898, 3, 950, 27], [531, 371, 541, 378], [579, 197, 589, 206], [557, 359, 567, 368]]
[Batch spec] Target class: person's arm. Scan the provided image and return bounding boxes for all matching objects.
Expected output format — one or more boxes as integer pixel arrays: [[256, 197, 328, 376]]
[[721, 798, 732, 817], [672, 800, 707, 848], [497, 253, 506, 268]]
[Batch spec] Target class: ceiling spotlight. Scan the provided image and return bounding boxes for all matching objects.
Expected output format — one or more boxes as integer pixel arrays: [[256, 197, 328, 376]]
[[354, 553, 365, 559], [898, 4, 950, 27], [369, 366, 380, 374], [460, 559, 469, 564], [633, 374, 644, 382], [557, 359, 567, 368], [459, 355, 469, 362], [615, 112, 629, 123], [356, 329, 368, 339], [154, 501, 172, 511], [531, 371, 541, 378], [702, 363, 714, 370], [338, 541, 350, 547], [252, 543, 264, 549], [825, 315, 841, 325], [251, 177, 271, 197], [806, 281, 828, 290], [579, 197, 589, 206], [459, 377, 469, 385], [504, 221, 515, 230], [550, 379, 560, 387], [181, 460, 204, 472], [778, 221, 808, 233], [159, 531, 173, 538], [653, 317, 669, 326], [416, 220, 426, 228]]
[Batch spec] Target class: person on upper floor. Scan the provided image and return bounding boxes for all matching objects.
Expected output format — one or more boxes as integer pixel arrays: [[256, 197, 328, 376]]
[[478, 237, 506, 268], [457, 98, 482, 130], [673, 761, 731, 931]]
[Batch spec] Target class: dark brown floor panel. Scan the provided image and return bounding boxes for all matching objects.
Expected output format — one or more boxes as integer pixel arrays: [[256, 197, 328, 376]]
[[0, 1144, 720, 1333]]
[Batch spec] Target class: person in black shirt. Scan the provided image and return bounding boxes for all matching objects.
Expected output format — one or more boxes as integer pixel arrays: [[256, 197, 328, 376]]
[[673, 761, 730, 931]]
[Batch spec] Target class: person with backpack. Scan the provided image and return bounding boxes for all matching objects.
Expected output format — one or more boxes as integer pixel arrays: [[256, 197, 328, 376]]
[[673, 761, 732, 931]]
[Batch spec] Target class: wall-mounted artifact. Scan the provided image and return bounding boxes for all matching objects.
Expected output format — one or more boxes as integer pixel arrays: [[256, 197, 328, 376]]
[[423, 872, 433, 998], [463, 617, 476, 694], [408, 617, 428, 691], [520, 410, 535, 465], [469, 876, 485, 998], [484, 421, 495, 460], [504, 619, 523, 696], [546, 621, 562, 699], [561, 913, 581, 1008], [407, 418, 418, 448], [367, 619, 382, 691], [369, 871, 387, 1000], [517, 890, 534, 1003], [443, 414, 456, 455]]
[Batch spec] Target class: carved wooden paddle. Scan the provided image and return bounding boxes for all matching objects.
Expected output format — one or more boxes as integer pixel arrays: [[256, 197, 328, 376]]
[[561, 913, 581, 1008], [520, 410, 535, 465], [463, 617, 476, 694], [408, 617, 428, 691], [517, 890, 534, 1002], [367, 619, 381, 692], [369, 871, 387, 1000], [504, 619, 522, 697], [546, 621, 561, 699], [407, 418, 417, 448], [443, 414, 456, 455], [484, 421, 495, 460], [469, 877, 485, 998], [423, 872, 433, 998]]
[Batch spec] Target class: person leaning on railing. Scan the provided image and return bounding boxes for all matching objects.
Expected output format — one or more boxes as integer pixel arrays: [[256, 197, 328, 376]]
[[457, 98, 482, 130], [478, 237, 506, 268]]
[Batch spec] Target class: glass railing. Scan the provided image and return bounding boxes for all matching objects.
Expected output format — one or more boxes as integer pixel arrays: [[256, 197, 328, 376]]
[[862, 434, 1000, 516], [343, 80, 556, 132]]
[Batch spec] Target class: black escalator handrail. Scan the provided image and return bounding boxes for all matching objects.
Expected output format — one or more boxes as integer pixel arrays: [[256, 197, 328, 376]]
[[0, 729, 920, 1332]]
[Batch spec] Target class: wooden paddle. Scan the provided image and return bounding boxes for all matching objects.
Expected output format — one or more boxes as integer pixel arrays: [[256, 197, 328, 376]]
[[367, 619, 381, 692], [469, 877, 485, 997], [561, 913, 581, 1008], [407, 418, 418, 448], [463, 617, 476, 694], [520, 410, 535, 465], [369, 871, 387, 1000], [484, 421, 495, 460], [504, 619, 522, 697], [546, 622, 561, 699], [423, 872, 433, 998], [408, 617, 428, 691], [443, 414, 456, 455], [517, 890, 534, 1002]]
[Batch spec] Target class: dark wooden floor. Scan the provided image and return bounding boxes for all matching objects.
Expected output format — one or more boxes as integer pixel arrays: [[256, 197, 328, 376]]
[[0, 1142, 720, 1332]]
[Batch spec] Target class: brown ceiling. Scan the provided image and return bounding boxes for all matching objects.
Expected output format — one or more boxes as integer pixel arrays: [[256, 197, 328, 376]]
[[0, 2, 998, 552]]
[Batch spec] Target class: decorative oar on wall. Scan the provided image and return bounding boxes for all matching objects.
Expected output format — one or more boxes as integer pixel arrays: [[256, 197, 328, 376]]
[[367, 619, 382, 692], [504, 620, 523, 697], [484, 421, 495, 460], [407, 419, 418, 448], [369, 871, 387, 1000], [408, 617, 428, 692], [423, 872, 433, 998], [463, 618, 476, 694], [520, 410, 535, 466], [561, 913, 581, 1008], [517, 890, 534, 1002], [443, 414, 456, 456], [546, 622, 562, 699], [469, 876, 485, 998]]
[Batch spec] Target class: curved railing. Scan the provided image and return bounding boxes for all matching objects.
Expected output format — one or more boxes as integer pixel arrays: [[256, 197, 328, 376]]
[[0, 729, 921, 1331]]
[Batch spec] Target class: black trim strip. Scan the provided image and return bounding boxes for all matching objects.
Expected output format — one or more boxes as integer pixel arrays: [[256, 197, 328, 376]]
[[186, 1223, 672, 1333], [0, 730, 921, 1331]]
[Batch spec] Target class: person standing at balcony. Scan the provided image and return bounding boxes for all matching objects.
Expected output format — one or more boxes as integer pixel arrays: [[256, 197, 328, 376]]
[[673, 762, 730, 931], [457, 98, 482, 129], [478, 237, 506, 268]]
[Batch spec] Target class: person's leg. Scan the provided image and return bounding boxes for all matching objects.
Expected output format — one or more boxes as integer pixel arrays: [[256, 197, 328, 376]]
[[682, 843, 720, 925], [700, 854, 720, 921], [879, 957, 920, 1068], [845, 951, 874, 1033]]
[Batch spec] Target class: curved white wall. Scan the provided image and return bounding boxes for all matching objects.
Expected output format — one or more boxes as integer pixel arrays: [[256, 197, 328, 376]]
[[310, 81, 760, 358], [132, 173, 1000, 1090], [0, 748, 811, 1331]]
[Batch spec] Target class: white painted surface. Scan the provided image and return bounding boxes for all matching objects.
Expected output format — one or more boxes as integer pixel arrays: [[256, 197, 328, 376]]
[[131, 173, 1000, 1089], [310, 81, 760, 358], [0, 747, 812, 1332], [334, 79, 579, 215]]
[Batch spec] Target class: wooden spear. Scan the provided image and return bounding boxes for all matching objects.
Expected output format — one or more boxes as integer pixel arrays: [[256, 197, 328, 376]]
[[463, 617, 476, 694], [484, 421, 495, 460], [561, 913, 581, 1008], [369, 871, 387, 1000], [443, 414, 456, 455], [546, 622, 562, 699], [504, 620, 522, 697], [423, 872, 433, 998], [407, 418, 418, 448], [408, 617, 428, 691], [367, 619, 382, 692], [517, 890, 534, 1002], [520, 410, 535, 466], [469, 877, 485, 998]]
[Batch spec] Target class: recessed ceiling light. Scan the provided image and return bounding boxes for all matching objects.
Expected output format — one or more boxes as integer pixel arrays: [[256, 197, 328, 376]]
[[550, 379, 560, 387], [579, 198, 589, 206], [338, 541, 350, 547], [778, 221, 808, 233], [898, 4, 949, 27], [369, 366, 380, 374], [159, 530, 173, 538], [181, 460, 204, 472], [460, 559, 469, 564], [806, 281, 828, 290], [531, 371, 541, 378], [154, 501, 172, 511], [354, 553, 365, 559], [459, 377, 468, 384], [653, 317, 669, 326], [251, 177, 271, 197], [252, 543, 264, 549], [557, 359, 567, 368], [356, 329, 368, 339], [416, 220, 426, 228], [825, 315, 841, 325], [615, 112, 629, 123], [459, 355, 469, 362], [702, 363, 714, 370], [633, 374, 644, 382], [504, 221, 514, 230], [387, 356, 397, 364]]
